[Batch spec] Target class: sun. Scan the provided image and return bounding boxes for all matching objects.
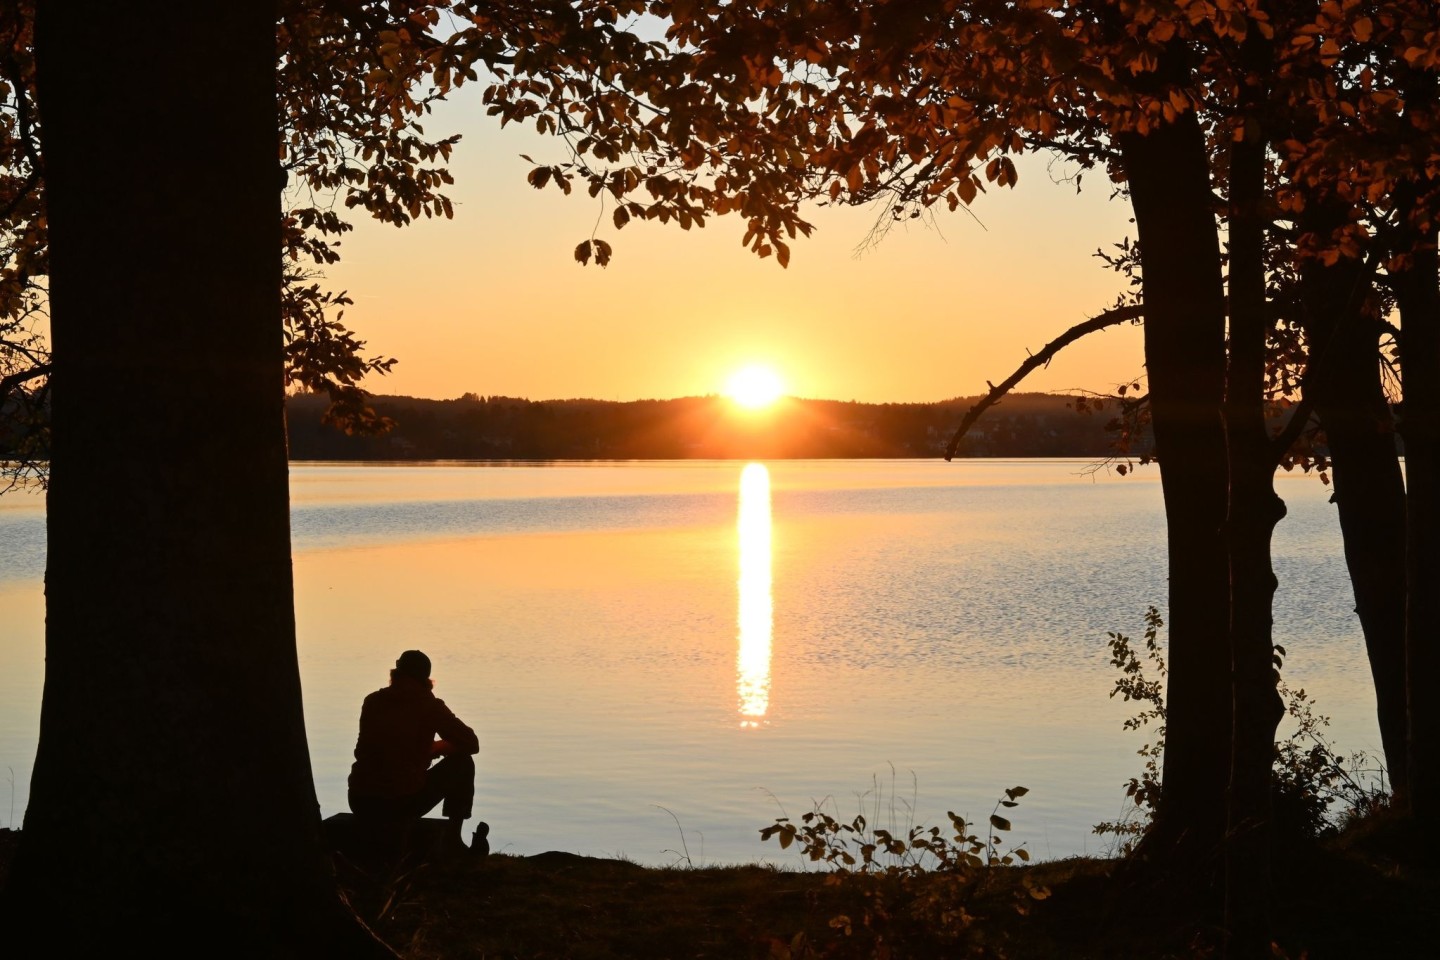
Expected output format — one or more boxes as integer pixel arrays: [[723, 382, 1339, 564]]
[[725, 365, 785, 409]]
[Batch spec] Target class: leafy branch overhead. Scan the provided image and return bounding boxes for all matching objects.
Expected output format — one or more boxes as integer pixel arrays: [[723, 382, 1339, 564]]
[[482, 1, 1440, 344], [1, 1, 663, 472]]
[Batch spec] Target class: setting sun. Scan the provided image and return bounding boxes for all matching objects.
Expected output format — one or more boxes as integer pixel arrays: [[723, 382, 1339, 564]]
[[725, 365, 785, 409]]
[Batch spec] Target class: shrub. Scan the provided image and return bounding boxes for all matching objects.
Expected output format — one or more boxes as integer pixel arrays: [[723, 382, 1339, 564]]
[[760, 785, 1048, 957], [1094, 607, 1387, 851]]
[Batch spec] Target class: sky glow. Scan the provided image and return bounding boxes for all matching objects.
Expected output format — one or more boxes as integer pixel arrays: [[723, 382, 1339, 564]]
[[323, 95, 1142, 405]]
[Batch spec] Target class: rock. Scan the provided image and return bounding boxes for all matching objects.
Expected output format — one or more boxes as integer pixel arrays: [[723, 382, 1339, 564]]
[[323, 812, 467, 866]]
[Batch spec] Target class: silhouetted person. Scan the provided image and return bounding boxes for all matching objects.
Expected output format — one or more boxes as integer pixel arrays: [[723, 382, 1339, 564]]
[[348, 650, 480, 857]]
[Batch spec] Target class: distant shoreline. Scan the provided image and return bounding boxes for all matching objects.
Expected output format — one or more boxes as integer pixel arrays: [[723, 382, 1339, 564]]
[[286, 390, 1147, 462]]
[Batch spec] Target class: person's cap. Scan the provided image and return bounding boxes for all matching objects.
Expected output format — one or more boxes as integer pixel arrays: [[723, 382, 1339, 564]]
[[395, 649, 432, 680]]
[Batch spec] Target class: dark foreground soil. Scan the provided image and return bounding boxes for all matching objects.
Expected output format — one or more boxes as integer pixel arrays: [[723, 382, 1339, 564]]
[[2, 821, 1435, 958], [342, 816, 1438, 959]]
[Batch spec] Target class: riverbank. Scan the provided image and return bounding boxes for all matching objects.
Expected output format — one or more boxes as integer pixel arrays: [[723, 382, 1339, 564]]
[[346, 848, 1103, 958], [342, 815, 1436, 959], [1, 819, 1434, 957]]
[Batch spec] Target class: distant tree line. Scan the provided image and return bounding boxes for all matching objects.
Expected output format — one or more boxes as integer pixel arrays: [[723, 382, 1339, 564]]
[[283, 390, 1156, 461]]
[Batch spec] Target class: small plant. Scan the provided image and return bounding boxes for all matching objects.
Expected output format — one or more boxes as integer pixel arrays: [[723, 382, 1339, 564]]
[[1093, 606, 1166, 850], [1094, 607, 1388, 850], [654, 804, 703, 868], [1270, 679, 1389, 837], [761, 787, 1035, 875], [759, 783, 1048, 957]]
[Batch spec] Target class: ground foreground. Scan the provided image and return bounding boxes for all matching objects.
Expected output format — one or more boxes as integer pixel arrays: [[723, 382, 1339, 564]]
[[339, 817, 1436, 959], [1, 822, 1435, 957]]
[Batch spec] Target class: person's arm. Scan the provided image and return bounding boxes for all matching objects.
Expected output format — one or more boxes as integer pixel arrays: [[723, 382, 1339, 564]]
[[431, 699, 479, 756]]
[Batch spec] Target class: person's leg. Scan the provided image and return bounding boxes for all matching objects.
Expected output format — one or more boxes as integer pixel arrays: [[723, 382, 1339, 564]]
[[412, 754, 476, 848]]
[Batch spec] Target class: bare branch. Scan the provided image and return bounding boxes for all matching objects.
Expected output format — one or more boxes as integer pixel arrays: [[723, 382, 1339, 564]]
[[944, 304, 1144, 461]]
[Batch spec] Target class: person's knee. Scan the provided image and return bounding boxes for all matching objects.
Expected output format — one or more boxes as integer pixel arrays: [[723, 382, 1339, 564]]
[[437, 751, 475, 783]]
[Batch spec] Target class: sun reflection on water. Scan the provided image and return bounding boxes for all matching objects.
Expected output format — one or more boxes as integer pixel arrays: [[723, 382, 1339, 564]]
[[737, 462, 773, 728]]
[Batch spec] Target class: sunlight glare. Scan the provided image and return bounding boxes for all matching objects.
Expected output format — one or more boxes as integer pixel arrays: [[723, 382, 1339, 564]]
[[736, 462, 773, 727], [726, 365, 785, 409]]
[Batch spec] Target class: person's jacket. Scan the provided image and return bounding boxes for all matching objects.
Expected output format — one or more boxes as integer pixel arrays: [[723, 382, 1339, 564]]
[[348, 675, 479, 798]]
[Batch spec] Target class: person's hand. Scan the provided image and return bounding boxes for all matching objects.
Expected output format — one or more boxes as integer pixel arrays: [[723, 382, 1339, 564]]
[[431, 739, 453, 757]]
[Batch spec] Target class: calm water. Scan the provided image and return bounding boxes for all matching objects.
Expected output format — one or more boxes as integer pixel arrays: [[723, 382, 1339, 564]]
[[0, 460, 1379, 864]]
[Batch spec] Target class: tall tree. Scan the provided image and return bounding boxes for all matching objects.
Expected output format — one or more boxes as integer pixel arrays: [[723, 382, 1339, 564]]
[[1219, 20, 1288, 951], [2, 2, 392, 951], [1279, 0, 1440, 832]]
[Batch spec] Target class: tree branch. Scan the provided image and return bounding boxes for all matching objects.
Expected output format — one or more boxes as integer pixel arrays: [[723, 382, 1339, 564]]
[[0, 44, 42, 224], [0, 361, 50, 400], [944, 304, 1144, 461]]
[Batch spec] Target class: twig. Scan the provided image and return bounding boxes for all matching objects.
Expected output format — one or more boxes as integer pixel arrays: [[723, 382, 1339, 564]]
[[653, 804, 694, 868]]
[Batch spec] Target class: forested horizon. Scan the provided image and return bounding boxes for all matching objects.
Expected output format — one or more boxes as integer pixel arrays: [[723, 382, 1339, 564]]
[[283, 389, 1154, 461]]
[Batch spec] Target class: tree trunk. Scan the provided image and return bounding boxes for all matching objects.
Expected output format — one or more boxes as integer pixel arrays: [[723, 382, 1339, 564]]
[[1395, 230, 1440, 837], [1297, 212, 1408, 798], [1119, 112, 1232, 871], [1221, 102, 1287, 959], [4, 4, 389, 952]]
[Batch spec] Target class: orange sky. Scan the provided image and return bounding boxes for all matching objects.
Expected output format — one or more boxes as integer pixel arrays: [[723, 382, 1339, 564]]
[[322, 96, 1143, 405]]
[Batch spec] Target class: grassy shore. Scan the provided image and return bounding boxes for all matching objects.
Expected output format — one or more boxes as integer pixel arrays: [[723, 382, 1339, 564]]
[[2, 818, 1434, 957], [343, 812, 1436, 959]]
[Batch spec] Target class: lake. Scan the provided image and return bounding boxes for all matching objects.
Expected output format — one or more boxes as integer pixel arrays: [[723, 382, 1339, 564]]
[[0, 460, 1381, 865]]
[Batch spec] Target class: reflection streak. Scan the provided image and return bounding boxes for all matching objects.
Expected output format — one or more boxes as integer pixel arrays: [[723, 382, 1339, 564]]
[[737, 462, 773, 727]]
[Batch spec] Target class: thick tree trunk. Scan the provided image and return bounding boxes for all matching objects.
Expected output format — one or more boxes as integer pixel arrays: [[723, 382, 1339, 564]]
[[1222, 111, 1286, 959], [4, 5, 389, 953], [1297, 216, 1408, 797], [1119, 112, 1231, 870], [1395, 232, 1440, 836]]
